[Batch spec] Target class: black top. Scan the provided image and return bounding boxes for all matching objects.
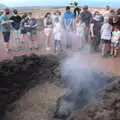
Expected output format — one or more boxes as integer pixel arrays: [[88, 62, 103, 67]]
[[74, 7, 81, 17], [10, 15, 22, 30], [80, 11, 92, 26], [90, 19, 103, 37]]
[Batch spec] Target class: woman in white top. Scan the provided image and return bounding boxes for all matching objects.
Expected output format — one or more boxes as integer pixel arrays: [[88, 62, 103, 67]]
[[44, 12, 53, 51], [101, 17, 113, 57]]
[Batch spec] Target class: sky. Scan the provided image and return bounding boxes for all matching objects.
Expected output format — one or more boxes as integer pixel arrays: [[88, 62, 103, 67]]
[[0, 0, 119, 8]]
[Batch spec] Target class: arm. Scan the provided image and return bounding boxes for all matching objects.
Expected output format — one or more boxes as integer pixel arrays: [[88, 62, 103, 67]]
[[90, 23, 94, 38]]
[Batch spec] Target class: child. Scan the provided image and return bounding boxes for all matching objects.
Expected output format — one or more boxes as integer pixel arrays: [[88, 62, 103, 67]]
[[101, 17, 113, 57], [53, 17, 63, 53], [74, 15, 86, 49], [111, 26, 120, 57]]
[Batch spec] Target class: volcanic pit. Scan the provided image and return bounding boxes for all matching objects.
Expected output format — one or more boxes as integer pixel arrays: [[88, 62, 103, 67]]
[[0, 54, 120, 120]]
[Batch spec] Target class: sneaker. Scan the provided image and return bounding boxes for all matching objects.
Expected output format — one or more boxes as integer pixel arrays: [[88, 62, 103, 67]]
[[46, 47, 51, 51]]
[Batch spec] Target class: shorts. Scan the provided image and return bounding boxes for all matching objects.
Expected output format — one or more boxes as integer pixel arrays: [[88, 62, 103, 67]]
[[2, 32, 10, 43], [20, 29, 27, 34], [44, 28, 52, 36], [111, 41, 119, 47], [27, 29, 37, 36], [102, 39, 111, 44]]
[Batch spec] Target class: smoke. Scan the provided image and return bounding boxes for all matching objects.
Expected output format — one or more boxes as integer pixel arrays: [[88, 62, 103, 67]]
[[60, 53, 113, 105]]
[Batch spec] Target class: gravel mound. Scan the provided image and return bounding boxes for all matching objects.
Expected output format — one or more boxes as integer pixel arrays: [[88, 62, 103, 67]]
[[0, 54, 60, 119], [67, 77, 120, 120]]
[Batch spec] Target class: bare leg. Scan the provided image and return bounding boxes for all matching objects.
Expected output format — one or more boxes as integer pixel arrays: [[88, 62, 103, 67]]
[[101, 43, 106, 56]]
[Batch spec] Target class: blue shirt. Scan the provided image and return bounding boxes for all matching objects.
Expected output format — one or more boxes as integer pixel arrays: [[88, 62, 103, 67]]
[[64, 12, 74, 25]]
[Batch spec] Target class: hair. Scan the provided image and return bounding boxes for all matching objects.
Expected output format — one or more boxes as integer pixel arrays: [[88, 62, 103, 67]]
[[56, 10, 61, 15], [110, 9, 115, 14], [116, 8, 120, 15], [83, 5, 88, 10], [74, 2, 78, 6], [45, 12, 51, 18], [13, 9, 18, 14], [28, 12, 32, 16], [66, 6, 70, 11], [22, 13, 27, 19], [104, 17, 109, 23], [106, 5, 110, 10], [4, 8, 10, 15], [114, 26, 120, 30]]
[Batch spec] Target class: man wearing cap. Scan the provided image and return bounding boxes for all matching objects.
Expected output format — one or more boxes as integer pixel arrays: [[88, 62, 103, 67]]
[[0, 8, 13, 53], [80, 5, 92, 42], [10, 9, 22, 46]]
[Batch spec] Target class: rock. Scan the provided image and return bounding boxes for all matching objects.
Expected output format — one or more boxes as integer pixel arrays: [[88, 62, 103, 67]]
[[67, 78, 120, 120]]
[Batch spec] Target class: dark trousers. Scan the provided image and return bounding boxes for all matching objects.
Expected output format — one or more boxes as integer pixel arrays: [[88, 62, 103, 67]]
[[2, 32, 10, 43]]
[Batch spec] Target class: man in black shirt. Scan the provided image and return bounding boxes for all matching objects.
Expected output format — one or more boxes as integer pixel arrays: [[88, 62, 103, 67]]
[[10, 9, 22, 45]]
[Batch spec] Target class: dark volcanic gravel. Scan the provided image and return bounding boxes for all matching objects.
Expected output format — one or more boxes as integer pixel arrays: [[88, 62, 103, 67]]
[[0, 54, 60, 120]]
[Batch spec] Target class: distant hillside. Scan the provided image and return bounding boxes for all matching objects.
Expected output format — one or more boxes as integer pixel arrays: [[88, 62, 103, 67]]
[[0, 4, 7, 9]]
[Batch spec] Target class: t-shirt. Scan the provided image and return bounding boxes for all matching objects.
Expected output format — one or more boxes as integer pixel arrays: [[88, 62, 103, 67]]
[[111, 31, 120, 42], [53, 22, 62, 40], [101, 23, 113, 40], [20, 19, 28, 29], [0, 15, 11, 32], [80, 11, 92, 26], [90, 19, 103, 37], [27, 18, 37, 32], [10, 15, 22, 30], [64, 12, 74, 25]]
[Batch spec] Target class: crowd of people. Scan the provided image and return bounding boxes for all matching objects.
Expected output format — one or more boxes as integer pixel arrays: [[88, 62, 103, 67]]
[[0, 5, 120, 57]]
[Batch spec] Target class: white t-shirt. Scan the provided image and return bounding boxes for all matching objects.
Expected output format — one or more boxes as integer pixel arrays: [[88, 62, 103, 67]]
[[53, 22, 62, 40], [111, 31, 120, 43], [101, 23, 113, 40]]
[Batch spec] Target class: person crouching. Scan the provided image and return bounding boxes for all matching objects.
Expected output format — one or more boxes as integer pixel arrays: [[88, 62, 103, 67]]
[[53, 17, 63, 53]]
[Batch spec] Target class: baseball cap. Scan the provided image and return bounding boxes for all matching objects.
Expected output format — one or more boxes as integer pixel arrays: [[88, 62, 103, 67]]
[[13, 9, 18, 14]]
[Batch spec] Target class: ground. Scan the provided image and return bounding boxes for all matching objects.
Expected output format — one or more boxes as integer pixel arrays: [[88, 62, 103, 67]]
[[0, 29, 120, 120]]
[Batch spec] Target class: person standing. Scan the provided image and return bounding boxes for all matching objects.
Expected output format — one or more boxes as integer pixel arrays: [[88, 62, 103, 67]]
[[44, 12, 53, 51], [25, 12, 38, 50], [10, 9, 22, 46], [90, 13, 103, 52], [0, 8, 13, 53], [64, 6, 74, 49], [80, 5, 92, 43], [53, 17, 63, 53], [20, 13, 28, 47], [101, 17, 113, 57], [103, 5, 111, 18]]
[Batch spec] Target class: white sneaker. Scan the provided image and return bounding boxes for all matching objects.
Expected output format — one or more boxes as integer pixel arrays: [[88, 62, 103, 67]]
[[46, 47, 51, 51]]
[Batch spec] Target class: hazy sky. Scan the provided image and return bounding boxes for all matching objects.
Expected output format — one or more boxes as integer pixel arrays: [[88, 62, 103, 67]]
[[0, 0, 119, 8]]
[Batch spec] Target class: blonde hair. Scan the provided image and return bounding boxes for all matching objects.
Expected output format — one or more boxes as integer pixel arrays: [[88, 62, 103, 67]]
[[104, 17, 109, 23]]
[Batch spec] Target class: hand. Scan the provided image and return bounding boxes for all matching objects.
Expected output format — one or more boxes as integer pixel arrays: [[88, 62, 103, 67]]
[[9, 20, 13, 23]]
